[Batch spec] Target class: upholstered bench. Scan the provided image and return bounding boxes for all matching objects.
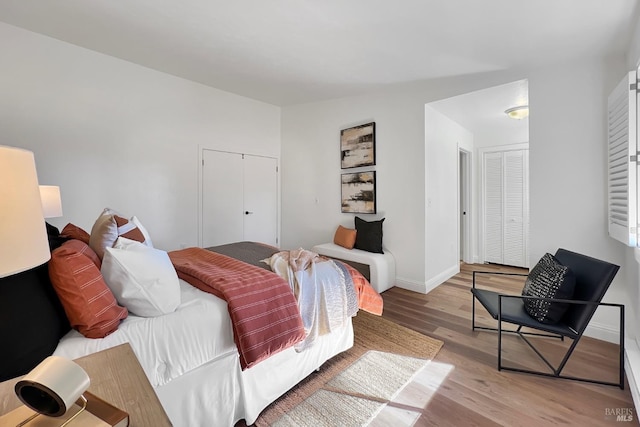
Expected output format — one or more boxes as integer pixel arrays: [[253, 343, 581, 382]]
[[311, 243, 396, 293]]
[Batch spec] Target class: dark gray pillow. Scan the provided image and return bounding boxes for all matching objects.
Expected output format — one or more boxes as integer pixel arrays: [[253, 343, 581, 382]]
[[522, 253, 576, 324], [354, 216, 384, 253]]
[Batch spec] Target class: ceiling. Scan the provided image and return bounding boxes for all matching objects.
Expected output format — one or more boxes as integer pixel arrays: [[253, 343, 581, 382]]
[[0, 1, 637, 106], [429, 79, 529, 144]]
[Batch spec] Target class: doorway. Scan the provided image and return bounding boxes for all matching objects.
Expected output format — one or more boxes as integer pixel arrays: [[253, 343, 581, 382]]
[[459, 148, 472, 263], [426, 79, 529, 271]]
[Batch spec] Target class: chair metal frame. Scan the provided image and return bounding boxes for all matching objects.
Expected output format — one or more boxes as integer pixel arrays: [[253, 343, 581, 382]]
[[471, 270, 625, 389]]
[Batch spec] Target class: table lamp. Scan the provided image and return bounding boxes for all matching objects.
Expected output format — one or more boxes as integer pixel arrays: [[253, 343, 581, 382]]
[[39, 186, 63, 219], [0, 147, 90, 424], [14, 356, 91, 426], [0, 146, 50, 278]]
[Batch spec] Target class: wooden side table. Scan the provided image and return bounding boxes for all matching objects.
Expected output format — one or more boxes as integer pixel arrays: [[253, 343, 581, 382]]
[[0, 343, 172, 427]]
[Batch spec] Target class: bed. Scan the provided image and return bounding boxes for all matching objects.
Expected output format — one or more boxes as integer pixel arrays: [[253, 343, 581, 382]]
[[0, 215, 382, 426]]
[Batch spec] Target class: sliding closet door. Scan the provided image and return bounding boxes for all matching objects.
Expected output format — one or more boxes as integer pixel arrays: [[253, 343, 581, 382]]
[[202, 149, 278, 247]]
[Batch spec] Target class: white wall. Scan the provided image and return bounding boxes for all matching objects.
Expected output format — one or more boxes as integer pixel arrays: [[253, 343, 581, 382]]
[[281, 94, 427, 288], [474, 127, 529, 148], [528, 57, 628, 339], [0, 22, 281, 251], [424, 106, 473, 291], [281, 56, 629, 340], [280, 74, 538, 288]]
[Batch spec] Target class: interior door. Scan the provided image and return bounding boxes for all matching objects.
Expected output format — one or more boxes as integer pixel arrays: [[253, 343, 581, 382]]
[[484, 152, 504, 264], [243, 155, 278, 246], [202, 150, 278, 247], [202, 150, 244, 247], [503, 150, 527, 267], [482, 149, 529, 268]]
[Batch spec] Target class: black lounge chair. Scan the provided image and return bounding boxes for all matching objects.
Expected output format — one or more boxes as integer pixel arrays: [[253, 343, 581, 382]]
[[471, 248, 624, 388]]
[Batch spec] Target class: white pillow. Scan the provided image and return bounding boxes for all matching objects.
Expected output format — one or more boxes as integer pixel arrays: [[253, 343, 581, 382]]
[[101, 238, 180, 317], [132, 216, 154, 248]]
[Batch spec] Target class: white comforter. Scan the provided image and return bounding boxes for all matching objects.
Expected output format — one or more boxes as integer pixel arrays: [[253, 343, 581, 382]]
[[54, 280, 236, 387]]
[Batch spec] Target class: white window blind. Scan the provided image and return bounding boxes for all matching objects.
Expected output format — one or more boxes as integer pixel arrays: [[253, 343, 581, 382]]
[[608, 70, 638, 246]]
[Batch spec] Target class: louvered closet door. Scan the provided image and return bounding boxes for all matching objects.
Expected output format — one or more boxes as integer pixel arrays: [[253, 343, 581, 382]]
[[503, 150, 527, 267], [484, 152, 503, 264], [483, 149, 529, 268]]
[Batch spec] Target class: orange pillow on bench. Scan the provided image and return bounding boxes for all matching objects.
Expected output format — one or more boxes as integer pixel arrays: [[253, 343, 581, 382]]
[[333, 225, 357, 249]]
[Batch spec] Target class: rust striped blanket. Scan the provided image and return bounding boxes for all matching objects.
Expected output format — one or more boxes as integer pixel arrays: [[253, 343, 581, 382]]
[[168, 247, 305, 370]]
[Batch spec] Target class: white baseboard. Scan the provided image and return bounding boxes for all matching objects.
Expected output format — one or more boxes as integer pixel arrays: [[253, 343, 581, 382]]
[[625, 338, 640, 413], [584, 321, 620, 344], [395, 264, 460, 294], [425, 264, 460, 293], [395, 277, 427, 293]]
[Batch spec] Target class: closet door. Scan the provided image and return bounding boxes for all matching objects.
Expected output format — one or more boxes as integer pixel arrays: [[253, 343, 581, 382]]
[[503, 150, 527, 267], [483, 152, 504, 264], [202, 150, 278, 247], [202, 150, 244, 247], [243, 155, 278, 246], [483, 149, 529, 268]]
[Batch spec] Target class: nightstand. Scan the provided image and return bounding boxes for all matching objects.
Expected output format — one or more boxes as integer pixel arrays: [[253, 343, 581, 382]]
[[0, 343, 172, 427]]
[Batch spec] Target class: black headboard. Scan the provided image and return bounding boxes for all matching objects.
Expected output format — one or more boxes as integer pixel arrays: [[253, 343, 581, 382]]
[[0, 226, 71, 381]]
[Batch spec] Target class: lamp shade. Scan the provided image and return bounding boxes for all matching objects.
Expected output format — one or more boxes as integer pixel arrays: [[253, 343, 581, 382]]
[[0, 146, 50, 278], [39, 185, 63, 218]]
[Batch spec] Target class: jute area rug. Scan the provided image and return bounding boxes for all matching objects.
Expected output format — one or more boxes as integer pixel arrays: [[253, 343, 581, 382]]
[[253, 311, 444, 426]]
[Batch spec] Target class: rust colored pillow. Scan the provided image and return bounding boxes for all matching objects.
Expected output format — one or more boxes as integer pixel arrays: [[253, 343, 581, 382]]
[[60, 223, 91, 245], [333, 225, 357, 249], [76, 238, 101, 270], [89, 209, 148, 259], [48, 240, 128, 338]]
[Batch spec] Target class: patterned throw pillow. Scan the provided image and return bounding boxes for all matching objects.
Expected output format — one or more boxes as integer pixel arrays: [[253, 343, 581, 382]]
[[522, 253, 576, 324], [89, 208, 151, 259]]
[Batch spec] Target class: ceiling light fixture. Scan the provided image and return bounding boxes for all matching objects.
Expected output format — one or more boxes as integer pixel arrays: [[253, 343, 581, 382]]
[[505, 105, 529, 120]]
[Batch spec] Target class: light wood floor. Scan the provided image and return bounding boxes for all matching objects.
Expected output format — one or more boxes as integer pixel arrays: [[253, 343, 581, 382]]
[[382, 262, 637, 426]]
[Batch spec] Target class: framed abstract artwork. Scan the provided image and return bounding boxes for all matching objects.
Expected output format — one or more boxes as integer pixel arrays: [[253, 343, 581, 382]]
[[340, 122, 375, 169], [341, 171, 376, 214]]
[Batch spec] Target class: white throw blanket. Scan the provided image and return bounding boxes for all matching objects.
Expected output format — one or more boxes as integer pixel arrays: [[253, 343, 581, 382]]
[[263, 249, 352, 351]]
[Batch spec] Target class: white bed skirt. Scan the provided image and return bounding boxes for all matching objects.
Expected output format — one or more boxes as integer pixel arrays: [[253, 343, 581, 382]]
[[54, 280, 355, 426], [155, 320, 354, 426]]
